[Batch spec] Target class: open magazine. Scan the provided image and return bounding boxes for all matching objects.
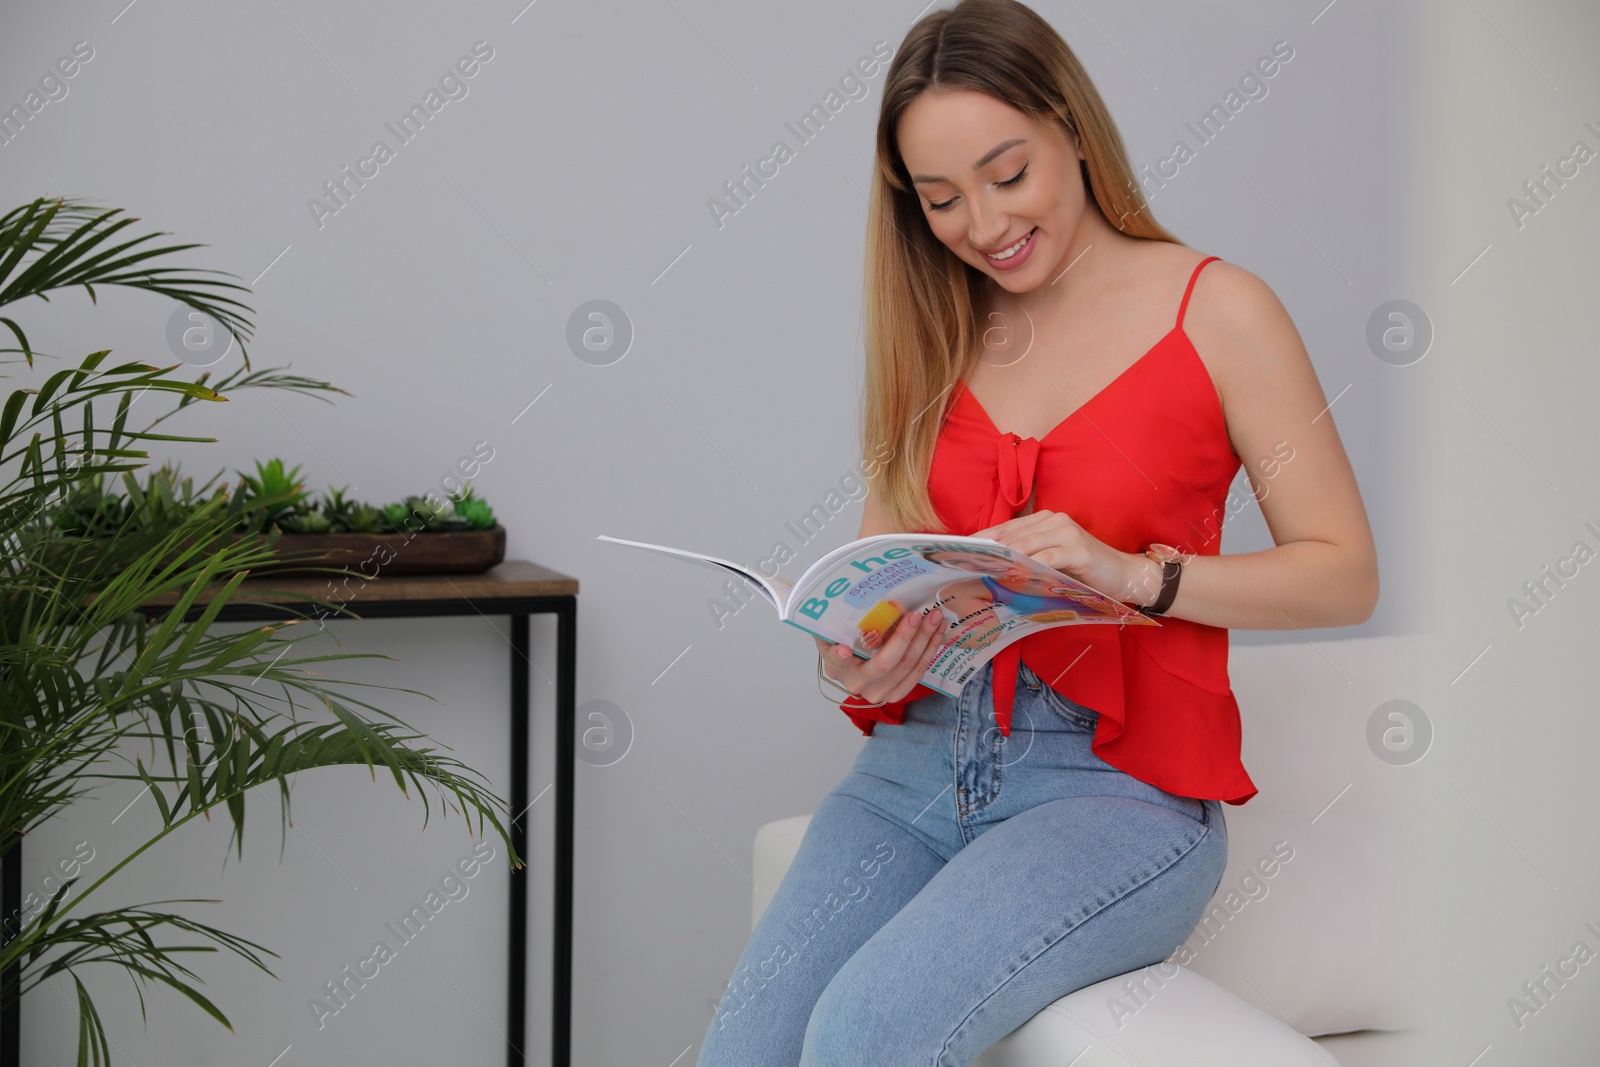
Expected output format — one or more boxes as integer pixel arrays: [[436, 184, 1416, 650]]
[[596, 532, 1159, 699]]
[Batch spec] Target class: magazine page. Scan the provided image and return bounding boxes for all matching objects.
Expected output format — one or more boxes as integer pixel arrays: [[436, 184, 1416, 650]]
[[788, 533, 917, 599], [781, 534, 1158, 697], [594, 534, 794, 610]]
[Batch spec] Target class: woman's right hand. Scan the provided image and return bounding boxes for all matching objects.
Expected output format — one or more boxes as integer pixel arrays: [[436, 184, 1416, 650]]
[[814, 607, 948, 704]]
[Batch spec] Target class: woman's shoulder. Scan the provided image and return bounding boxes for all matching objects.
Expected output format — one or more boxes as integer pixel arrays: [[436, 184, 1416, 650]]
[[1170, 247, 1313, 434], [1170, 246, 1286, 337]]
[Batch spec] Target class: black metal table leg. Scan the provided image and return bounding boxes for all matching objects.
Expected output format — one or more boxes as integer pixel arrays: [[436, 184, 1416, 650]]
[[1, 841, 19, 1066], [509, 612, 531, 1067], [553, 598, 576, 1067]]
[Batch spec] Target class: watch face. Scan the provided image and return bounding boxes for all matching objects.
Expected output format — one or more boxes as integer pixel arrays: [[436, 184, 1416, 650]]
[[1149, 542, 1189, 564]]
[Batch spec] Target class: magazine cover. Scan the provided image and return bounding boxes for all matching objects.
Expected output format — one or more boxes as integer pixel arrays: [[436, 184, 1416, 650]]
[[776, 535, 1157, 697], [598, 533, 1158, 699]]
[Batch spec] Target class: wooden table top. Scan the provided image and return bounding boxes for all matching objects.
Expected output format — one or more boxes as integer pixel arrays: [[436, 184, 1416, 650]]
[[139, 559, 579, 608]]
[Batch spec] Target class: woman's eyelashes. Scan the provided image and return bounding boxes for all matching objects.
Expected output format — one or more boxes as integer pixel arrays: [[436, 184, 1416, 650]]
[[1000, 163, 1029, 189], [926, 164, 1029, 212]]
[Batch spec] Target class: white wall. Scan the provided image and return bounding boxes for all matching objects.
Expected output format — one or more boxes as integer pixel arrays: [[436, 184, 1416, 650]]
[[1403, 0, 1600, 1063], [3, 0, 1577, 1062]]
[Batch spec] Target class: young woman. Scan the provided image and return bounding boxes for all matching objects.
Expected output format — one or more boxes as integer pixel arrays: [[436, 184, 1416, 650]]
[[697, 1, 1377, 1063]]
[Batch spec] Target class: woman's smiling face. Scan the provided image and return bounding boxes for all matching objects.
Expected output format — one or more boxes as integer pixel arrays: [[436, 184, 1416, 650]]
[[896, 89, 1088, 291]]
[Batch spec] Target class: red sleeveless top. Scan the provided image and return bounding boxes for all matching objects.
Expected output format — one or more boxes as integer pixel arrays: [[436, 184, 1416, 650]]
[[838, 254, 1258, 805]]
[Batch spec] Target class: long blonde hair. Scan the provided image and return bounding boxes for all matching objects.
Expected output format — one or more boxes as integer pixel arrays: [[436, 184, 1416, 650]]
[[863, 0, 1182, 533]]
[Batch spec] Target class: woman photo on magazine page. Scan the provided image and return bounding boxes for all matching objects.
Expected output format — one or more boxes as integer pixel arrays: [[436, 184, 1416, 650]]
[[695, 2, 1378, 1065], [853, 548, 1119, 658]]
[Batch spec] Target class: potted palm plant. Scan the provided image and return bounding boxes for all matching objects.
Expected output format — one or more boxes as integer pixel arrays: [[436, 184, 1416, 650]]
[[0, 195, 518, 1063]]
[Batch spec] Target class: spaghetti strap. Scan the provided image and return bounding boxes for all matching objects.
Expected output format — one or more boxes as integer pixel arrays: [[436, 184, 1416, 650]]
[[1176, 255, 1221, 329]]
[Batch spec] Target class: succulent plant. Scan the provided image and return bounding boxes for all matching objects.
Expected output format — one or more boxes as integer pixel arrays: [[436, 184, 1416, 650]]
[[233, 458, 310, 534], [346, 502, 385, 533], [320, 485, 357, 531], [47, 462, 231, 537], [450, 482, 497, 530], [402, 494, 472, 532], [50, 485, 130, 536], [456, 497, 495, 529], [235, 457, 304, 501], [277, 507, 333, 534], [379, 501, 412, 532]]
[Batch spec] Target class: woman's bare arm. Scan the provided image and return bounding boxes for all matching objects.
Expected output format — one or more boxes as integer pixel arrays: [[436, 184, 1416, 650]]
[[1137, 260, 1380, 630]]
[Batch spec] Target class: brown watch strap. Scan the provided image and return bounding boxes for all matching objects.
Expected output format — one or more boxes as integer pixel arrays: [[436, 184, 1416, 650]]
[[1139, 556, 1182, 617]]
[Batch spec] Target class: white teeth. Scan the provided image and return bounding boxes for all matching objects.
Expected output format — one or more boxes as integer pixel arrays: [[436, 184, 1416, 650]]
[[987, 229, 1033, 260]]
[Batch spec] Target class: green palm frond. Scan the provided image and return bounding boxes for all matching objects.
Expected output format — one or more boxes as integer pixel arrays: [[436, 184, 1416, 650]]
[[0, 199, 514, 1060], [0, 197, 254, 371]]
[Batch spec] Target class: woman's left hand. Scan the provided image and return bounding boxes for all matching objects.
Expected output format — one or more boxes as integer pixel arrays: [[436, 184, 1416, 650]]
[[971, 510, 1147, 603]]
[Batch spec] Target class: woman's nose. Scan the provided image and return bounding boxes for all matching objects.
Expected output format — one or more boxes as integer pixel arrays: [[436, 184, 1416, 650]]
[[968, 196, 1008, 249]]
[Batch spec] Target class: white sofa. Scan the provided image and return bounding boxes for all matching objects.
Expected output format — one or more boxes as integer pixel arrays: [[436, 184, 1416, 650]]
[[753, 634, 1422, 1065]]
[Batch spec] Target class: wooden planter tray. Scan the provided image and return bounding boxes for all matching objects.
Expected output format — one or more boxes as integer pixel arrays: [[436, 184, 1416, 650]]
[[255, 523, 506, 578]]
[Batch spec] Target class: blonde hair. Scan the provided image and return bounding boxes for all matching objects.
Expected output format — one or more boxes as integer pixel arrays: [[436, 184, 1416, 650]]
[[863, 0, 1182, 533]]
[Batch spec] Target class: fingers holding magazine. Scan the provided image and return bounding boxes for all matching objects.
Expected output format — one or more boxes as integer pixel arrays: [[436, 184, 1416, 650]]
[[814, 607, 946, 704]]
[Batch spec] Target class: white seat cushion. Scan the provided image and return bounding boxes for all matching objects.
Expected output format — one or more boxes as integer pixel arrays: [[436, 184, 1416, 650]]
[[970, 962, 1341, 1067], [752, 814, 812, 932], [1192, 634, 1419, 1036], [1311, 1028, 1423, 1067]]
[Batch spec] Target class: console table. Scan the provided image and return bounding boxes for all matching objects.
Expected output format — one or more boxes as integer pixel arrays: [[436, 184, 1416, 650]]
[[0, 559, 578, 1067]]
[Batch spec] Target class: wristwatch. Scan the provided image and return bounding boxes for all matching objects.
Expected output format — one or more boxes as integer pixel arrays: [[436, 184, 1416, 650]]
[[1138, 542, 1189, 616]]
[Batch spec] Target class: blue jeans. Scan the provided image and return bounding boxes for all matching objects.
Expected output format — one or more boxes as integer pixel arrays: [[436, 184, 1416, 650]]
[[696, 658, 1229, 1067]]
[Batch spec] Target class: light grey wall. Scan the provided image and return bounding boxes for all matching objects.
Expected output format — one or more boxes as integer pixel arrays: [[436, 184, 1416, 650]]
[[6, 0, 1580, 1062], [1401, 0, 1600, 1063]]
